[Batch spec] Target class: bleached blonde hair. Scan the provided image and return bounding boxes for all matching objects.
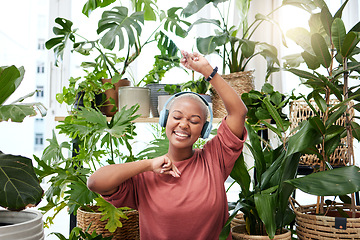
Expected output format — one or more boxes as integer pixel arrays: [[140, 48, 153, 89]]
[[167, 93, 210, 120]]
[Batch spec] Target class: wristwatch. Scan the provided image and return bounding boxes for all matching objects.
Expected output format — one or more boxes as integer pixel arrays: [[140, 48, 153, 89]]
[[205, 66, 218, 82]]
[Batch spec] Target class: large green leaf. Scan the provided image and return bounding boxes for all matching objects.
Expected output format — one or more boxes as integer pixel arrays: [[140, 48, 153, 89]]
[[0, 152, 43, 210], [254, 193, 276, 239], [0, 65, 47, 122], [66, 180, 98, 214], [331, 18, 346, 54], [286, 120, 322, 157], [320, 5, 333, 37], [341, 32, 360, 58], [96, 197, 130, 232], [230, 154, 251, 196], [351, 121, 360, 141], [162, 7, 191, 38], [286, 68, 320, 81], [245, 123, 265, 181], [311, 33, 331, 68], [181, 0, 227, 17], [186, 18, 221, 34], [286, 27, 313, 54], [45, 18, 76, 66], [0, 104, 38, 122], [301, 51, 320, 70], [286, 166, 360, 196], [82, 0, 116, 17], [134, 0, 158, 21], [0, 66, 24, 105], [97, 6, 144, 50], [196, 34, 228, 55]]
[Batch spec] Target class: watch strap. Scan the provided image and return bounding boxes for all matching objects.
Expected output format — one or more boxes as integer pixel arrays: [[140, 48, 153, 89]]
[[205, 66, 218, 82]]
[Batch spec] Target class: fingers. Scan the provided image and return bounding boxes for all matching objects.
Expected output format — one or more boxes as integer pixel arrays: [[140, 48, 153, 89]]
[[159, 156, 181, 178]]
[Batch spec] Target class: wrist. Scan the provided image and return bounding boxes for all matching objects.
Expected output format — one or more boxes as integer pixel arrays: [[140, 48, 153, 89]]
[[201, 64, 214, 78], [204, 66, 218, 82]]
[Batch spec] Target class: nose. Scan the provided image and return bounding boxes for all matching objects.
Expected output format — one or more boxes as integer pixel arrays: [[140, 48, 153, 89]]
[[178, 118, 189, 129]]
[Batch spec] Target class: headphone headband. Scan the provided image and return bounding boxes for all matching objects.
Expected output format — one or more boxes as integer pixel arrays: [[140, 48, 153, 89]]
[[158, 92, 213, 139]]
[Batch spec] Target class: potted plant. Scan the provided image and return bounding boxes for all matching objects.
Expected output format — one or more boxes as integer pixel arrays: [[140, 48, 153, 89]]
[[220, 82, 360, 239], [283, 0, 360, 238], [178, 0, 290, 117], [35, 105, 141, 238], [0, 65, 46, 239]]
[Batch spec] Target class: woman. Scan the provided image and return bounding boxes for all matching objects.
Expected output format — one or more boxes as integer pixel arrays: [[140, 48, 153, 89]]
[[87, 51, 248, 239]]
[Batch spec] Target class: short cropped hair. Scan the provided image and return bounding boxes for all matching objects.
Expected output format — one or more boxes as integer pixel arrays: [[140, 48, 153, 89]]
[[168, 93, 209, 120]]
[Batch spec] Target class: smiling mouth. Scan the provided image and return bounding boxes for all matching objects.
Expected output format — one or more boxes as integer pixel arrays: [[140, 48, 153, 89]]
[[174, 130, 190, 138]]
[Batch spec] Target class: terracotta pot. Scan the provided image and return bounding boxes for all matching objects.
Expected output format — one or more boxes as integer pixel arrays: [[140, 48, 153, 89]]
[[101, 78, 131, 117], [232, 224, 291, 240]]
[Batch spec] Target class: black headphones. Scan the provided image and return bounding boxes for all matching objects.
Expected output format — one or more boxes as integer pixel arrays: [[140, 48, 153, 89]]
[[158, 92, 213, 139]]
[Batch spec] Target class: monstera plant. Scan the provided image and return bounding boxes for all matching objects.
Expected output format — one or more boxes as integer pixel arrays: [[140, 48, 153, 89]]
[[0, 65, 46, 210]]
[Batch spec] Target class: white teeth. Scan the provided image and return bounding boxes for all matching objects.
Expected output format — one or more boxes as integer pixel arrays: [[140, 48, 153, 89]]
[[175, 131, 189, 137]]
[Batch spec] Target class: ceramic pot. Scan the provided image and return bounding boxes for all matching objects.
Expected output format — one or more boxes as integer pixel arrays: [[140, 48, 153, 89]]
[[0, 210, 44, 240], [118, 86, 150, 117]]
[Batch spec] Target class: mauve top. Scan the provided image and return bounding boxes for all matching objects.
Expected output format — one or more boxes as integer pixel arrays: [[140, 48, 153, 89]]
[[104, 118, 247, 240]]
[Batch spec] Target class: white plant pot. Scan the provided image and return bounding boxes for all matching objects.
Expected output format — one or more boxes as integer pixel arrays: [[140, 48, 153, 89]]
[[157, 95, 173, 115], [118, 86, 150, 117], [0, 210, 44, 240]]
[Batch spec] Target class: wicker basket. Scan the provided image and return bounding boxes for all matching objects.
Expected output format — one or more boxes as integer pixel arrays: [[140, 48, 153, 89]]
[[211, 71, 254, 118], [232, 224, 291, 240], [289, 99, 354, 166], [290, 198, 360, 239], [77, 206, 139, 240]]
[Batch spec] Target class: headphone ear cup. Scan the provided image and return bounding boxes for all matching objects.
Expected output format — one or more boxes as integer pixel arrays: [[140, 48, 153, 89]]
[[159, 109, 169, 127], [201, 121, 211, 139]]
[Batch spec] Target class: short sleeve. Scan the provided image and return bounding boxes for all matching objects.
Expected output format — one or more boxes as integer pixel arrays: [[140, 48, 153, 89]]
[[102, 177, 138, 210], [202, 117, 247, 179]]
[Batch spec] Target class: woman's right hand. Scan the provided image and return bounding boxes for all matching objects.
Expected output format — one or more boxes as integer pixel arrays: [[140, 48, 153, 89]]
[[151, 155, 181, 178]]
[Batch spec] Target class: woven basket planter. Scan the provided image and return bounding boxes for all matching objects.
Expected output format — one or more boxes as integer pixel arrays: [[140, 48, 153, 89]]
[[232, 224, 291, 240], [77, 206, 139, 240], [289, 99, 354, 167], [290, 198, 360, 239], [211, 71, 254, 118]]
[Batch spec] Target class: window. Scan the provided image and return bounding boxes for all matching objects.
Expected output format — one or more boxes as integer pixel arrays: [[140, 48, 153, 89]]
[[37, 62, 45, 73], [36, 86, 44, 97], [35, 133, 44, 145], [37, 39, 45, 50]]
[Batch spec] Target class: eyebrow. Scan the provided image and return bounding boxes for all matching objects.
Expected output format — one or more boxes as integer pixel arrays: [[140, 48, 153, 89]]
[[172, 110, 202, 120]]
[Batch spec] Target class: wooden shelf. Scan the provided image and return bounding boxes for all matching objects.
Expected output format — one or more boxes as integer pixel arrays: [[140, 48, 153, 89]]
[[55, 116, 223, 123]]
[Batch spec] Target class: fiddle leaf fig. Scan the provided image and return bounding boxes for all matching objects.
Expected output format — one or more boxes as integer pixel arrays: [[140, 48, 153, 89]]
[[0, 152, 43, 210]]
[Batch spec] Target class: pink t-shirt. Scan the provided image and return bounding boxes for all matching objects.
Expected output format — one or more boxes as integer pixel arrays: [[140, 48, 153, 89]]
[[104, 119, 247, 240]]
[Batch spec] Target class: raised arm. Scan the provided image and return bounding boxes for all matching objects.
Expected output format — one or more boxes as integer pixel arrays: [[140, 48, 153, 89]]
[[180, 51, 247, 138], [87, 155, 181, 195]]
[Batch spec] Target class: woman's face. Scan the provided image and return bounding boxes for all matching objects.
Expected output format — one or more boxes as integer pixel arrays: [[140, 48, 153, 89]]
[[165, 97, 206, 149]]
